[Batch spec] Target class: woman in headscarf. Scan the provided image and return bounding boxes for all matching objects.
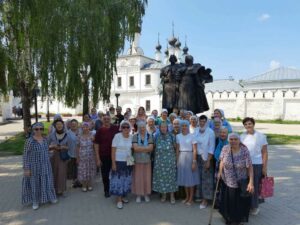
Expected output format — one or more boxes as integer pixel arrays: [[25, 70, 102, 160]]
[[171, 118, 181, 136], [168, 113, 177, 132], [218, 133, 254, 225], [132, 121, 154, 203], [213, 117, 222, 141], [48, 119, 71, 196], [136, 106, 147, 123], [129, 115, 138, 134], [48, 114, 63, 134], [22, 122, 57, 210], [152, 122, 178, 204], [77, 122, 100, 192], [176, 120, 199, 206], [189, 115, 199, 136], [146, 116, 157, 135], [209, 109, 232, 133]]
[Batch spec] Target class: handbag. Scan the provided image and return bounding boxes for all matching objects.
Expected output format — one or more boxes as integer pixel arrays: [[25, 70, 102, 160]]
[[231, 150, 251, 198], [126, 155, 135, 166], [60, 150, 70, 161], [259, 176, 274, 198], [56, 133, 70, 161]]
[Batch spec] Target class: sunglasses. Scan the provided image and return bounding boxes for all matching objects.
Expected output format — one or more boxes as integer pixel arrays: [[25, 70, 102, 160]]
[[122, 126, 130, 129], [34, 128, 44, 131]]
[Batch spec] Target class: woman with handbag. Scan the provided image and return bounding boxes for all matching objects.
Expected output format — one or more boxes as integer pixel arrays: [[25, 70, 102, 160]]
[[218, 133, 254, 225], [240, 117, 268, 215], [132, 121, 154, 203], [22, 122, 57, 210], [110, 121, 133, 209], [76, 122, 100, 192], [48, 119, 71, 196]]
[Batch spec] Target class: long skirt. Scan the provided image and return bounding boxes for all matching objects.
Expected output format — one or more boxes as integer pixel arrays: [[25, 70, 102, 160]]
[[219, 181, 251, 224], [22, 170, 57, 205], [51, 151, 68, 194], [132, 162, 152, 196], [195, 156, 214, 200], [110, 161, 132, 196], [177, 152, 199, 187]]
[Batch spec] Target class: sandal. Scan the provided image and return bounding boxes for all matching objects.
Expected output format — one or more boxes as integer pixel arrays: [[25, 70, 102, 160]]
[[160, 194, 167, 202]]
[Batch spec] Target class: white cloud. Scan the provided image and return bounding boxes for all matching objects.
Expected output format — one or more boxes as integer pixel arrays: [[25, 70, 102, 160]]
[[258, 13, 271, 22], [269, 60, 281, 70]]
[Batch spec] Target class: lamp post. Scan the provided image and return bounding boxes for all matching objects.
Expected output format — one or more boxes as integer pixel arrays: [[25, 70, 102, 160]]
[[115, 93, 120, 108]]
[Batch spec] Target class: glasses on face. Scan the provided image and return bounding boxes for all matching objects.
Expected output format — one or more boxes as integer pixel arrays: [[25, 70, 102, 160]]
[[122, 126, 130, 129], [34, 128, 44, 131]]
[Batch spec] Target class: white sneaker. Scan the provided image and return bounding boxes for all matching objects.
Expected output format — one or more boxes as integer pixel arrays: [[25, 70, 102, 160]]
[[251, 208, 260, 215], [50, 199, 58, 204], [32, 203, 39, 210], [136, 196, 141, 203], [117, 201, 123, 209], [144, 195, 150, 203], [199, 204, 207, 209]]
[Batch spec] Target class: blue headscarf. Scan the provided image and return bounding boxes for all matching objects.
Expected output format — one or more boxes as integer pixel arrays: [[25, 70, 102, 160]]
[[214, 127, 229, 162], [137, 121, 148, 146]]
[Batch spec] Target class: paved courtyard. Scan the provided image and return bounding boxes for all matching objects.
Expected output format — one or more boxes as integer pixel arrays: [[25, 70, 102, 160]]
[[1, 144, 300, 225]]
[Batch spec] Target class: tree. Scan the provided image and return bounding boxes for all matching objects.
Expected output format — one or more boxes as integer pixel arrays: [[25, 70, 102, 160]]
[[0, 0, 147, 130]]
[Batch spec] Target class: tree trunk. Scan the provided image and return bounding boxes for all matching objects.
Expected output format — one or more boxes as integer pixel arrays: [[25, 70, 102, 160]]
[[20, 82, 32, 135], [82, 80, 89, 119]]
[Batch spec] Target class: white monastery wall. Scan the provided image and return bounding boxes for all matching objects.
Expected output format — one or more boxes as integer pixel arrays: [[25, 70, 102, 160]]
[[205, 90, 300, 120]]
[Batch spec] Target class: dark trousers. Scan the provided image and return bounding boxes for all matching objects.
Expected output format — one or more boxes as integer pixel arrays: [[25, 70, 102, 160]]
[[252, 164, 263, 209], [100, 156, 112, 193]]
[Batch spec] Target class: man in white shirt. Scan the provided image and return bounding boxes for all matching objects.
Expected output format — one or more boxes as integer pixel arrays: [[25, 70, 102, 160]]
[[194, 115, 215, 209], [240, 117, 268, 216]]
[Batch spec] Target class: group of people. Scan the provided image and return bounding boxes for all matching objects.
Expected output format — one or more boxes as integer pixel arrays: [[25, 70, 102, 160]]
[[22, 106, 268, 225]]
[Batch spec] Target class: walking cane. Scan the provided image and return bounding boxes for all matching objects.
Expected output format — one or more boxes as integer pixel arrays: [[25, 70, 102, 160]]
[[208, 176, 221, 225]]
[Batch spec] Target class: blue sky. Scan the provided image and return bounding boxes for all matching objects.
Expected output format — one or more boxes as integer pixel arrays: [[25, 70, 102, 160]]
[[126, 0, 300, 80]]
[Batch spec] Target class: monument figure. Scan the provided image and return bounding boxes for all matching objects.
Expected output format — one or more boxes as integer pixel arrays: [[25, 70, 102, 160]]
[[160, 54, 213, 114]]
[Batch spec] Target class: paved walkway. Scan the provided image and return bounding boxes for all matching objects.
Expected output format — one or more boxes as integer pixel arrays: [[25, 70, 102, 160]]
[[1, 145, 300, 225]]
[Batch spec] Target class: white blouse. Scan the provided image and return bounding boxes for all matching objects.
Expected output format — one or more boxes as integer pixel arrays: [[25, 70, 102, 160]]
[[112, 133, 133, 162]]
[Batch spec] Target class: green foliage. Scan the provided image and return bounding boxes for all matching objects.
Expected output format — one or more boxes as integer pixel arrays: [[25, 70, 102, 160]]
[[0, 0, 147, 127], [0, 133, 25, 155]]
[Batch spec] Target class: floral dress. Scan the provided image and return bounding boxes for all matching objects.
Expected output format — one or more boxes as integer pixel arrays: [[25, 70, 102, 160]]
[[77, 134, 96, 182], [152, 133, 178, 193]]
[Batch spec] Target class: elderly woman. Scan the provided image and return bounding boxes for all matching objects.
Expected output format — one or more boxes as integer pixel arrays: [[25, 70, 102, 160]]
[[168, 113, 177, 132], [240, 117, 268, 215], [189, 115, 199, 136], [172, 118, 181, 136], [176, 120, 199, 206], [186, 111, 194, 121], [67, 119, 81, 188], [136, 106, 147, 122], [213, 117, 222, 140], [83, 113, 95, 131], [129, 115, 138, 134], [48, 114, 63, 134], [132, 121, 154, 203], [48, 119, 71, 196], [152, 122, 177, 204], [209, 109, 232, 133], [22, 122, 57, 210], [110, 121, 133, 209], [146, 116, 157, 136], [218, 133, 254, 225], [77, 122, 100, 192]]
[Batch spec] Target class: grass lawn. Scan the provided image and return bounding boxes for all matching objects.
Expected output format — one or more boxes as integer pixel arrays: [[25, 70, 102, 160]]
[[228, 118, 300, 125], [0, 121, 51, 156], [1, 124, 300, 156]]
